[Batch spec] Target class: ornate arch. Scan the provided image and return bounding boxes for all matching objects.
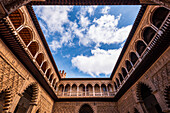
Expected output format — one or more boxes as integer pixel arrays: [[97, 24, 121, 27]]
[[20, 82, 39, 105], [136, 82, 152, 101]]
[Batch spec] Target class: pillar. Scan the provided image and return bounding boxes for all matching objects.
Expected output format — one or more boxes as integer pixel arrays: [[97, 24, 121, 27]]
[[93, 86, 95, 96], [77, 86, 79, 96], [100, 86, 102, 96]]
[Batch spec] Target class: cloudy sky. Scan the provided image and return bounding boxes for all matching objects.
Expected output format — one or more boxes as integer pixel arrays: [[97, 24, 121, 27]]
[[33, 5, 141, 78]]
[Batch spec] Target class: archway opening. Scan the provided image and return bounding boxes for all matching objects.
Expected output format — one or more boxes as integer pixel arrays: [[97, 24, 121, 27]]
[[57, 84, 64, 96], [126, 60, 132, 72], [28, 41, 39, 57], [119, 73, 123, 82], [41, 61, 48, 73], [136, 41, 146, 56], [143, 27, 156, 44], [130, 52, 138, 65], [14, 84, 37, 113], [36, 53, 44, 66], [94, 84, 100, 96], [108, 84, 114, 96], [79, 84, 85, 96], [152, 7, 169, 28], [87, 84, 93, 96], [140, 84, 163, 113], [64, 84, 70, 96], [79, 104, 93, 113], [122, 67, 127, 78], [19, 28, 32, 46], [9, 9, 23, 29], [101, 84, 107, 96], [72, 84, 77, 96], [114, 82, 117, 91], [46, 69, 51, 79], [116, 78, 120, 87]]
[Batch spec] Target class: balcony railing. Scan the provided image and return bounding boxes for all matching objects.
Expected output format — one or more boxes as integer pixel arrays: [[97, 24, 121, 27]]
[[57, 91, 115, 97]]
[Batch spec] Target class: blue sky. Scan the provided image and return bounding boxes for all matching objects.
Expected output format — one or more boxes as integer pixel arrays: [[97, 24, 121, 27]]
[[33, 5, 141, 78]]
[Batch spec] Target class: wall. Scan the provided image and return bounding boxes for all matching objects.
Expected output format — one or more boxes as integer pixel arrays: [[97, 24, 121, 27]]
[[53, 101, 118, 113], [0, 38, 54, 113], [117, 47, 170, 113]]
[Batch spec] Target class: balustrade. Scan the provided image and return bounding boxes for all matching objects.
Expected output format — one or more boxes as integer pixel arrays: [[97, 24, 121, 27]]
[[57, 85, 115, 97]]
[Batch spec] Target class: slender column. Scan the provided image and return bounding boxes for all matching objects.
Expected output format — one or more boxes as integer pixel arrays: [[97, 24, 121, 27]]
[[40, 61, 45, 67], [93, 86, 95, 96], [85, 86, 86, 96], [27, 40, 33, 48], [135, 51, 140, 58], [100, 86, 102, 96], [77, 86, 79, 96], [70, 87, 72, 96], [63, 86, 65, 96], [106, 86, 109, 96], [34, 52, 39, 59]]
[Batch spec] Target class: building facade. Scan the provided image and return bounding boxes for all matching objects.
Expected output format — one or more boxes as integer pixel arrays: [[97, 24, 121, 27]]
[[0, 1, 169, 113]]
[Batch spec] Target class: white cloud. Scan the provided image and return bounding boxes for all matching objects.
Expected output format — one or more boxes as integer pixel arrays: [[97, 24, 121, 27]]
[[63, 54, 70, 58], [78, 6, 97, 17], [50, 40, 62, 51], [101, 6, 111, 14], [79, 15, 91, 28], [71, 48, 122, 77], [34, 6, 73, 34], [78, 14, 132, 46]]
